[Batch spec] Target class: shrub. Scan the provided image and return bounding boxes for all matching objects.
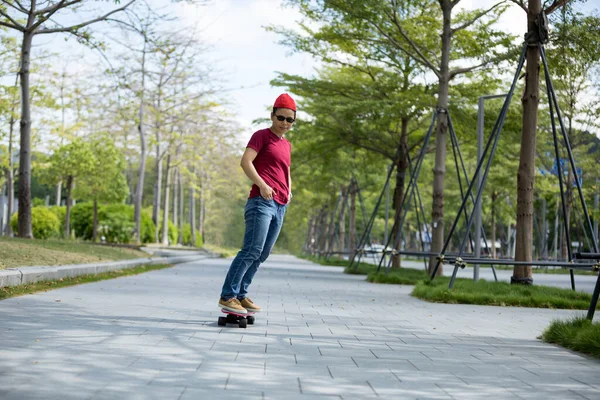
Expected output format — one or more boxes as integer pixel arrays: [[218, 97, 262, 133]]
[[32, 198, 46, 207], [140, 210, 156, 244], [48, 206, 66, 237], [71, 202, 94, 239], [10, 207, 61, 239], [70, 203, 157, 244], [180, 223, 203, 247], [99, 204, 135, 244]]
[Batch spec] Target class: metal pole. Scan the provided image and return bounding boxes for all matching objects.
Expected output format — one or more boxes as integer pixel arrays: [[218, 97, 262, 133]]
[[594, 177, 599, 244], [474, 94, 508, 281]]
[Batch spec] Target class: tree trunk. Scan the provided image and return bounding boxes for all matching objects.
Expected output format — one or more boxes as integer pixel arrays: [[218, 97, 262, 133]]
[[173, 168, 179, 226], [392, 118, 409, 268], [428, 3, 452, 276], [93, 199, 99, 242], [65, 176, 73, 239], [5, 75, 18, 237], [512, 0, 541, 285], [153, 148, 162, 243], [199, 173, 205, 243], [338, 185, 348, 254], [190, 182, 196, 246], [162, 155, 171, 245], [178, 172, 184, 245], [134, 39, 148, 245], [348, 183, 357, 255], [17, 31, 34, 239]]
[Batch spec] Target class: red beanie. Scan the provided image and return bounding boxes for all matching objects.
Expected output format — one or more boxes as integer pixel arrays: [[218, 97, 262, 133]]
[[273, 93, 296, 111]]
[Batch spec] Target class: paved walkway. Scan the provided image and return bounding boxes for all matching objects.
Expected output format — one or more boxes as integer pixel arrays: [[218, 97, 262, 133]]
[[1, 255, 599, 399]]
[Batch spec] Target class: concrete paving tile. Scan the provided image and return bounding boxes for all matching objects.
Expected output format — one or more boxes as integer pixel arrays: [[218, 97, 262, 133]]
[[1, 255, 598, 400]]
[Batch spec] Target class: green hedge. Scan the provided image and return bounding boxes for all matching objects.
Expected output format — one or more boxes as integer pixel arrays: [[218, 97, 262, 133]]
[[182, 223, 203, 247], [9, 203, 203, 245], [71, 203, 157, 244], [10, 207, 61, 239]]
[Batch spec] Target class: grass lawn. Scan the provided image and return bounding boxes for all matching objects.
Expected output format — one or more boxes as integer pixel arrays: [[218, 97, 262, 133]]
[[201, 243, 239, 258], [490, 265, 598, 276], [367, 268, 430, 285], [541, 317, 600, 358], [0, 264, 173, 300], [411, 276, 598, 310], [0, 237, 150, 270]]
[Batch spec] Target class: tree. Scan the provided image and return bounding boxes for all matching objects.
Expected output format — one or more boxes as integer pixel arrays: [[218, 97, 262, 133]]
[[510, 0, 580, 284], [41, 139, 94, 237], [0, 0, 134, 238], [75, 135, 129, 241]]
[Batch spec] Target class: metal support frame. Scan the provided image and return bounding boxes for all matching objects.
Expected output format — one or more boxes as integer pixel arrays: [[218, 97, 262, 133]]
[[426, 41, 600, 319]]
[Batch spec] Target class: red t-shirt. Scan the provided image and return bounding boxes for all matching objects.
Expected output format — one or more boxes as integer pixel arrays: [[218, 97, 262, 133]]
[[247, 128, 291, 205]]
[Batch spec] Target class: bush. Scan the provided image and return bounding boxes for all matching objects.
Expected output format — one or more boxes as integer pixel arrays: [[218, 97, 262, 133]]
[[71, 202, 94, 239], [99, 204, 135, 244], [48, 206, 66, 237], [181, 223, 203, 247], [140, 210, 156, 243], [156, 218, 178, 245], [32, 198, 46, 207], [71, 203, 157, 244], [10, 207, 61, 239]]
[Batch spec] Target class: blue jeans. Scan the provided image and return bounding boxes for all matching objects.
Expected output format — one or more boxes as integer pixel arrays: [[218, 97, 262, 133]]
[[220, 197, 287, 300]]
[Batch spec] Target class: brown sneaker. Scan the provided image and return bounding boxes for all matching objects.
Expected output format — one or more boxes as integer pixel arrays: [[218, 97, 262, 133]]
[[219, 298, 247, 314], [240, 297, 262, 313]]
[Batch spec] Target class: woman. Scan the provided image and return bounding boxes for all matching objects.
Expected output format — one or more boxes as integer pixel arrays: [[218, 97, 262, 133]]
[[218, 93, 296, 314]]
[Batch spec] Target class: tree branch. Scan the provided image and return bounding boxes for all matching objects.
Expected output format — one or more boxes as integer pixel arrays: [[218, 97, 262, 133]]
[[449, 60, 490, 78], [3, 0, 28, 14], [386, 7, 440, 76], [0, 19, 23, 31], [32, 1, 83, 30], [36, 0, 135, 35], [34, 0, 82, 16], [0, 8, 26, 31], [545, 0, 570, 15], [451, 1, 507, 34], [508, 0, 527, 12]]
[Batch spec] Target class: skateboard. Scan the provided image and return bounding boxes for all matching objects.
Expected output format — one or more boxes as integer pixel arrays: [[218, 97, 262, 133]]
[[217, 309, 255, 328]]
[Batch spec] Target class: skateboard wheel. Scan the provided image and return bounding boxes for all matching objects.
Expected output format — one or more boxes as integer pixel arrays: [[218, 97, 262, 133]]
[[218, 316, 227, 326], [239, 318, 247, 329], [247, 315, 255, 325]]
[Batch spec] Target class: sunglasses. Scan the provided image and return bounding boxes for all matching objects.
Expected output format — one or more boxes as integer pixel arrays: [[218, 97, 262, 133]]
[[275, 115, 295, 123]]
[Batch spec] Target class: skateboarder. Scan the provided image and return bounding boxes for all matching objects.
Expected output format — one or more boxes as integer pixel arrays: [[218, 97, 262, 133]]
[[218, 93, 296, 314]]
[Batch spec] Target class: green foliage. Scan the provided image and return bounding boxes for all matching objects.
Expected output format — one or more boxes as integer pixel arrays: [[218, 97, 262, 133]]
[[180, 223, 202, 247], [541, 317, 600, 359], [39, 139, 95, 188], [140, 211, 156, 244], [98, 206, 135, 244], [74, 135, 129, 204], [32, 198, 46, 207], [10, 207, 61, 239], [411, 277, 598, 310], [70, 203, 157, 244]]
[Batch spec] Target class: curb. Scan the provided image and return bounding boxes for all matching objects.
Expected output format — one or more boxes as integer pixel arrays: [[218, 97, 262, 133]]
[[0, 254, 209, 288]]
